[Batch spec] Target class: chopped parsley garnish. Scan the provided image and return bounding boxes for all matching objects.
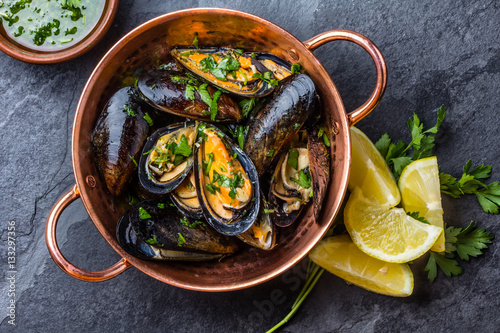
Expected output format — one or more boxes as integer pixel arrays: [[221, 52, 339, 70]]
[[238, 98, 259, 118], [193, 32, 199, 49], [60, 0, 82, 9], [205, 183, 220, 194], [180, 217, 208, 229], [143, 112, 153, 126], [171, 75, 199, 85], [252, 71, 279, 87], [157, 203, 165, 209], [138, 207, 151, 220], [236, 125, 247, 150], [290, 169, 311, 189], [238, 68, 248, 85], [200, 54, 241, 81], [143, 148, 153, 155], [266, 149, 275, 157], [187, 181, 194, 190], [293, 123, 301, 130], [287, 148, 299, 170], [407, 211, 430, 224], [129, 155, 138, 167], [264, 208, 275, 214], [128, 192, 139, 206], [145, 235, 158, 245], [185, 84, 196, 101], [198, 83, 213, 106], [177, 233, 186, 246], [234, 49, 244, 55], [124, 105, 136, 117], [291, 63, 302, 74], [211, 90, 222, 121], [203, 152, 215, 175], [173, 135, 193, 157]]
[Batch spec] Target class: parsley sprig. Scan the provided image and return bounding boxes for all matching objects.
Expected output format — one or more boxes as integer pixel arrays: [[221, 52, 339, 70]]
[[425, 221, 494, 282], [375, 106, 446, 180], [440, 160, 500, 214]]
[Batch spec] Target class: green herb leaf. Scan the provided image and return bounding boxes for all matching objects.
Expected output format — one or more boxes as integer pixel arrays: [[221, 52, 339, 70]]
[[252, 72, 279, 87], [291, 63, 302, 74], [290, 169, 312, 189], [266, 149, 275, 157], [236, 125, 247, 150], [287, 148, 299, 170], [157, 203, 165, 209], [124, 105, 136, 117], [143, 112, 153, 126], [264, 208, 275, 214], [453, 221, 494, 260], [185, 84, 196, 101], [138, 207, 151, 220], [174, 135, 193, 157], [198, 83, 212, 107], [425, 251, 463, 282], [60, 0, 82, 9], [238, 98, 258, 118], [193, 32, 199, 49], [177, 233, 186, 246], [407, 211, 430, 224], [145, 235, 158, 245], [210, 90, 222, 121], [129, 155, 138, 167]]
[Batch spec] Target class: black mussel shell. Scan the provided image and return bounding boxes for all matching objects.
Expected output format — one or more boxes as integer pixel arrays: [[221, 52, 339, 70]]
[[138, 122, 197, 196], [194, 124, 260, 236], [170, 170, 204, 219], [116, 200, 239, 261], [243, 74, 320, 177], [171, 47, 275, 98], [307, 126, 331, 221], [237, 193, 276, 250], [137, 69, 242, 122], [91, 86, 153, 196]]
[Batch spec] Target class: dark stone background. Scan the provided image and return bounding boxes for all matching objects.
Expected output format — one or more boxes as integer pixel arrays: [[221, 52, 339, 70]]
[[1, 0, 499, 332]]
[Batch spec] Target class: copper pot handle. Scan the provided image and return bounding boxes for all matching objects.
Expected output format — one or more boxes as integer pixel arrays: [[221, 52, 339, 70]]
[[303, 30, 387, 126], [45, 184, 131, 281]]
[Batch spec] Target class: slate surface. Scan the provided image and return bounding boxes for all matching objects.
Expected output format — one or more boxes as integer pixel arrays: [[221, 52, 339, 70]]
[[1, 0, 499, 332]]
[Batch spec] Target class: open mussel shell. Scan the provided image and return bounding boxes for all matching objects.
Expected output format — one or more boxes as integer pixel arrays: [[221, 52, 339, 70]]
[[243, 74, 320, 177], [254, 52, 293, 81], [137, 69, 242, 122], [116, 200, 239, 261], [170, 170, 203, 219], [237, 194, 276, 250], [194, 124, 260, 236], [268, 129, 329, 227], [91, 86, 153, 196], [171, 47, 275, 97], [138, 122, 197, 196]]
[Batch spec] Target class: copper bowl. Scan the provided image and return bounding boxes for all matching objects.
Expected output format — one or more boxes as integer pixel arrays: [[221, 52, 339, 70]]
[[0, 0, 119, 64], [45, 8, 387, 291]]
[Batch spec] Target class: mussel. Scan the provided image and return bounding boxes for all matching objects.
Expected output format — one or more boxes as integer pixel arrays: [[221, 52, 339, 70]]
[[243, 74, 320, 176], [237, 194, 276, 250], [170, 169, 203, 219], [138, 122, 197, 196], [137, 69, 242, 122], [171, 47, 276, 97], [268, 130, 330, 227], [91, 87, 153, 196], [194, 124, 260, 236], [255, 52, 293, 81], [116, 200, 239, 261]]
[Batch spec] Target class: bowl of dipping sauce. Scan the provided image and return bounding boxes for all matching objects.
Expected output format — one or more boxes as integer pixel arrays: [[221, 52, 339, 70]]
[[0, 0, 118, 64]]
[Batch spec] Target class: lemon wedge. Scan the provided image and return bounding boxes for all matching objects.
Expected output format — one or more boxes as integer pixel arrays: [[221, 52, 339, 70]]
[[344, 188, 443, 263], [349, 127, 400, 207], [398, 156, 445, 252], [309, 234, 414, 297]]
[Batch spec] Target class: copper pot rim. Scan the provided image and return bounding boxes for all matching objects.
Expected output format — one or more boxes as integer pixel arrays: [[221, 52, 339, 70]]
[[44, 7, 386, 291], [0, 0, 119, 64]]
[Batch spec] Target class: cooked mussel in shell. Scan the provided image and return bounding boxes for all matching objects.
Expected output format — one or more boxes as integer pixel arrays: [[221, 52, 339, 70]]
[[269, 130, 330, 227], [138, 122, 197, 196], [237, 194, 276, 250], [116, 200, 239, 261], [243, 74, 320, 176], [137, 69, 242, 122], [171, 47, 276, 98], [194, 124, 260, 236], [91, 87, 152, 196], [170, 170, 203, 219]]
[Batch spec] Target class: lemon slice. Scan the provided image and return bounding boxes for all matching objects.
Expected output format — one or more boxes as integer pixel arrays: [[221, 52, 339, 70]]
[[349, 127, 400, 207], [398, 156, 445, 252], [309, 234, 414, 297], [345, 188, 443, 263]]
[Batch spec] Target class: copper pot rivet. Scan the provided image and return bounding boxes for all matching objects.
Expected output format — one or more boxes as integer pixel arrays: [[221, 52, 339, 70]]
[[86, 175, 96, 188], [288, 49, 299, 61], [332, 121, 340, 135]]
